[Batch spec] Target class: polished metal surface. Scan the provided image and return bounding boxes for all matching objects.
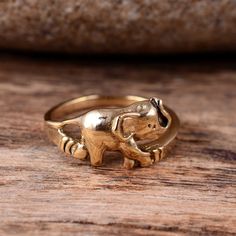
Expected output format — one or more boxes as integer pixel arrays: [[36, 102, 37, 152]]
[[44, 95, 180, 169]]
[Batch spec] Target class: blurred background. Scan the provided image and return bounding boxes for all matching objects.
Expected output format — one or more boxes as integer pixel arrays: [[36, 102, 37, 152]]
[[1, 0, 236, 54]]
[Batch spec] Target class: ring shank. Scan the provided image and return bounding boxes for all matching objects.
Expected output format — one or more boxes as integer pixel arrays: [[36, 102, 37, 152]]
[[45, 95, 146, 121]]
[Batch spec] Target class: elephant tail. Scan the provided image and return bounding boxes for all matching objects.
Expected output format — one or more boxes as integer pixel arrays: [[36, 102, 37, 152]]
[[58, 129, 88, 160], [45, 117, 88, 160]]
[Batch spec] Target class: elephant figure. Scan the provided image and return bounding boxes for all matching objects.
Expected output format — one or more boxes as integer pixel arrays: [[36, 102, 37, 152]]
[[56, 97, 172, 169]]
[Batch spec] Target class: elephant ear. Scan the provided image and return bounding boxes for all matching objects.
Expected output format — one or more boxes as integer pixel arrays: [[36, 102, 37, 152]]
[[111, 112, 140, 142]]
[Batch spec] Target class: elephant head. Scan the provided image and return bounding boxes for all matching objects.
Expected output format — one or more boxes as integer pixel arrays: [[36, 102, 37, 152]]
[[112, 97, 171, 143]]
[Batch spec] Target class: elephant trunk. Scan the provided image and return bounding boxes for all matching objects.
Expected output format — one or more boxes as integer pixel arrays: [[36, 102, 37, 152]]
[[150, 98, 169, 128]]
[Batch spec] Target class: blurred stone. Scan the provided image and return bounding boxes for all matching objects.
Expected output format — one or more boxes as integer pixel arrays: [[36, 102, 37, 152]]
[[0, 0, 236, 54]]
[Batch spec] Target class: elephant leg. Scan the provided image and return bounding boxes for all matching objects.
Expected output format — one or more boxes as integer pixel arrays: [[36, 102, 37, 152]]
[[135, 155, 153, 167], [123, 157, 135, 169], [139, 157, 153, 167], [86, 143, 105, 166], [120, 143, 153, 167]]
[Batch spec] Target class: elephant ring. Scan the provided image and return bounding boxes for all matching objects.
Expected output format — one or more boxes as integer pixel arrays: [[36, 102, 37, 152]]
[[44, 95, 180, 169]]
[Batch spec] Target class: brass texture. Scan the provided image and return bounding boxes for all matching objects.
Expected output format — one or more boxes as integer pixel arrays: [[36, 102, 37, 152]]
[[44, 95, 180, 169]]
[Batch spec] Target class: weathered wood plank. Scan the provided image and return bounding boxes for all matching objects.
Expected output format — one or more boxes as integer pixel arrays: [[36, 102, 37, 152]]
[[0, 54, 235, 235]]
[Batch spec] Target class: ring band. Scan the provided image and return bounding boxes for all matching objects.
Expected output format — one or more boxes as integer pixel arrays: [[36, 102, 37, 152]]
[[44, 95, 179, 169]]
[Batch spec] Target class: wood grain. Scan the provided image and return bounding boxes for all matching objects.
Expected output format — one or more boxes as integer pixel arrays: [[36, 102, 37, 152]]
[[0, 54, 236, 235]]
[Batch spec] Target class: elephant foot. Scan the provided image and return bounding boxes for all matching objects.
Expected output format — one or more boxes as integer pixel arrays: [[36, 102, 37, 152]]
[[91, 159, 103, 167], [140, 157, 153, 167], [123, 157, 135, 169]]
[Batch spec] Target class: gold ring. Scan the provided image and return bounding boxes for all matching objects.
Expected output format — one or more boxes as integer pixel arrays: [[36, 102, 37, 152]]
[[44, 95, 180, 169]]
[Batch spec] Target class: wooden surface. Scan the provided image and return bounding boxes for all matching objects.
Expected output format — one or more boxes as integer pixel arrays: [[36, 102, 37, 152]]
[[0, 54, 236, 235]]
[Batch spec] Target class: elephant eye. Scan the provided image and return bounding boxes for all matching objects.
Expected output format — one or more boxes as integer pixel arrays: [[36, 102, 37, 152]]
[[148, 124, 152, 128]]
